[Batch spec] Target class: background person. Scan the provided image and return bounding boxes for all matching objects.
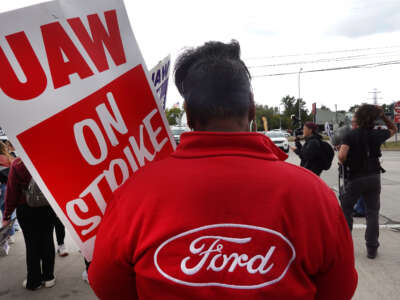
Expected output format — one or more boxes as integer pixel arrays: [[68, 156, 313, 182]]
[[350, 116, 366, 218], [338, 104, 397, 259], [0, 141, 15, 255], [2, 158, 57, 290], [89, 40, 357, 300], [3, 140, 17, 158], [290, 122, 324, 176]]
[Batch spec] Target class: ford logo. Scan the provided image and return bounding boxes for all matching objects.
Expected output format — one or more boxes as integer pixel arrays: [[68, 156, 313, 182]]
[[154, 223, 296, 289]]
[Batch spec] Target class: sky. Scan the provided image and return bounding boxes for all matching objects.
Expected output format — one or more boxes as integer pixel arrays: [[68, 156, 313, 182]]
[[1, 0, 400, 113]]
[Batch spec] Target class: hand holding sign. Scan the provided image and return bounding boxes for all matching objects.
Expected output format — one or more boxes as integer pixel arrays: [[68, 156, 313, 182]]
[[0, 0, 175, 260]]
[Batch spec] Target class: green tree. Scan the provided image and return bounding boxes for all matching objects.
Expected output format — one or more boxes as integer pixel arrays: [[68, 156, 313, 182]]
[[349, 104, 361, 113], [320, 105, 331, 111], [382, 102, 395, 115], [280, 95, 311, 129], [255, 104, 281, 131], [165, 107, 183, 126]]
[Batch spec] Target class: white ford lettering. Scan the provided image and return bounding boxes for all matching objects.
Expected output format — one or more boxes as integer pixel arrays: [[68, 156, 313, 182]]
[[180, 236, 276, 275], [154, 223, 296, 290]]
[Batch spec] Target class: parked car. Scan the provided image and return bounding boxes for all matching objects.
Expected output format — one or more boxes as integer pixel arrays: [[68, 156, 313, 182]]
[[170, 126, 189, 145], [265, 131, 289, 153], [281, 131, 290, 137], [271, 129, 290, 137]]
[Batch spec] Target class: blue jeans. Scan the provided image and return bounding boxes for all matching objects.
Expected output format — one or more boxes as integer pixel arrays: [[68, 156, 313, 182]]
[[0, 183, 16, 236], [354, 196, 366, 215]]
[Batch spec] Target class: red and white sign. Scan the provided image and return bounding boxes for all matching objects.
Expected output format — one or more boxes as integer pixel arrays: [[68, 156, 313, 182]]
[[0, 0, 175, 260], [395, 101, 400, 124]]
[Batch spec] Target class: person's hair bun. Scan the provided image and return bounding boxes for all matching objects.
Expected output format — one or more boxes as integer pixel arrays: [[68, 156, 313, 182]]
[[175, 40, 242, 95]]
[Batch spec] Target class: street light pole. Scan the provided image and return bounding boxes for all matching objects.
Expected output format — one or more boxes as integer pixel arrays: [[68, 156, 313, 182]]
[[298, 68, 303, 121]]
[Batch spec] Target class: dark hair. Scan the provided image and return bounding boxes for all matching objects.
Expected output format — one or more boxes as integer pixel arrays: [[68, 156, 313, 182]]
[[354, 104, 381, 129], [174, 40, 253, 126], [304, 122, 318, 133]]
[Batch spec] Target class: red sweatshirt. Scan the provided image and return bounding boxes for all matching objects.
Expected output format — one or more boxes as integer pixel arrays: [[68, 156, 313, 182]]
[[4, 158, 31, 220], [89, 132, 357, 300]]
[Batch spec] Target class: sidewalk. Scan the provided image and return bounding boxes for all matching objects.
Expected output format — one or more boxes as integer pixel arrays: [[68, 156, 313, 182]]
[[352, 227, 400, 299], [0, 230, 96, 300]]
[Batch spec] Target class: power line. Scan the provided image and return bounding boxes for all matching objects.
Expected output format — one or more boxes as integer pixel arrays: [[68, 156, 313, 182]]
[[248, 51, 400, 68], [369, 89, 382, 105], [252, 60, 400, 78], [245, 45, 400, 60]]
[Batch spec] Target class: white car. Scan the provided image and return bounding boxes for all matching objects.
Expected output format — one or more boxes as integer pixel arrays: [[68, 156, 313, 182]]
[[271, 129, 290, 137], [265, 131, 289, 153], [170, 126, 189, 145]]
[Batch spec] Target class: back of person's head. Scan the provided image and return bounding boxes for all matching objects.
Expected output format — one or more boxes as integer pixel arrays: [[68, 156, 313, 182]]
[[304, 122, 318, 134], [3, 140, 14, 151], [174, 40, 254, 129], [0, 141, 13, 162], [354, 104, 381, 129], [0, 141, 9, 156]]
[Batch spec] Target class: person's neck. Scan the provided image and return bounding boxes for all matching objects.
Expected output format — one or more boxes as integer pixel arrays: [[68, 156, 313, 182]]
[[195, 119, 250, 132]]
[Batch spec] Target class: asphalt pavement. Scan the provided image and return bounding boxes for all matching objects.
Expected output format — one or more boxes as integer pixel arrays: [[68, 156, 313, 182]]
[[0, 150, 399, 299], [288, 150, 400, 300]]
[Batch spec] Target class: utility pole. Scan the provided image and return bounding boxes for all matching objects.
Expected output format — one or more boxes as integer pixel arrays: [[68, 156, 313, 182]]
[[335, 104, 338, 124], [369, 88, 381, 105], [298, 68, 303, 121]]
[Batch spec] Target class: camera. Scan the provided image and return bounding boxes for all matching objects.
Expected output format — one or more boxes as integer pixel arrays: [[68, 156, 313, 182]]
[[331, 124, 351, 146], [291, 115, 303, 137]]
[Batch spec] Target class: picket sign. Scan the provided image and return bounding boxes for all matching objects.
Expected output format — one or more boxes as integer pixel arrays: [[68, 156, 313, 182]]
[[0, 0, 176, 260], [149, 55, 171, 109], [325, 122, 333, 143], [395, 101, 400, 124]]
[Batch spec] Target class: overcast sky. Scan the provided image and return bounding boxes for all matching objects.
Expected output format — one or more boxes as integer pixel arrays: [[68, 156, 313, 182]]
[[1, 0, 400, 112]]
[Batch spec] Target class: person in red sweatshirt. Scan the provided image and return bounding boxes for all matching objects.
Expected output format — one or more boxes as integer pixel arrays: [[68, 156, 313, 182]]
[[89, 40, 358, 300]]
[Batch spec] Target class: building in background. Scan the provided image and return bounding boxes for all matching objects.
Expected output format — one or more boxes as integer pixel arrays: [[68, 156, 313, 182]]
[[315, 109, 348, 126]]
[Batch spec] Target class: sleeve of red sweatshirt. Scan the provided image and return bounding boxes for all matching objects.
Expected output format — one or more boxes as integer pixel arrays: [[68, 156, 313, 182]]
[[4, 159, 28, 220], [88, 187, 138, 300], [313, 206, 358, 300]]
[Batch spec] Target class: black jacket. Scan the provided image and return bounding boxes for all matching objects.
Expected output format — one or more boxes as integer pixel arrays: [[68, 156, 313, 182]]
[[0, 166, 9, 184], [294, 134, 324, 176]]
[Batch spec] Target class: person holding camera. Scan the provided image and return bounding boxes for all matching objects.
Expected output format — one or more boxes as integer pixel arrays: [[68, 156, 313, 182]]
[[290, 122, 325, 176], [338, 104, 397, 259]]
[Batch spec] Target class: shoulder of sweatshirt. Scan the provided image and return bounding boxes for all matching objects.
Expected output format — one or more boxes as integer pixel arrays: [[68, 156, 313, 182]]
[[10, 158, 31, 185], [113, 155, 338, 214]]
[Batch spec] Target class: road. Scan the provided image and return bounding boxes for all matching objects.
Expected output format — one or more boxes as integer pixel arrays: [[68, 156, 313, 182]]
[[287, 150, 400, 300], [0, 150, 399, 299], [387, 133, 400, 143]]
